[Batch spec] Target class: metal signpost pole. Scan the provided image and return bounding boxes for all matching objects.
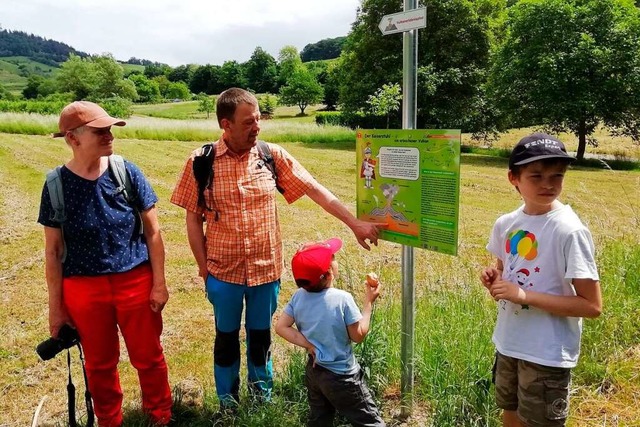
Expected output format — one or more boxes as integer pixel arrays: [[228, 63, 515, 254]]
[[377, 3, 425, 419], [400, 0, 418, 419]]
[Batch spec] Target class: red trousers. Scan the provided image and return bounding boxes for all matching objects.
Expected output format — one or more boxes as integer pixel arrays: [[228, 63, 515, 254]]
[[63, 263, 172, 427]]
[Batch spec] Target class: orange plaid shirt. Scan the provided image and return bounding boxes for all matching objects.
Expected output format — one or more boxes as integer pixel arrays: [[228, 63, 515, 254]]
[[171, 138, 316, 286]]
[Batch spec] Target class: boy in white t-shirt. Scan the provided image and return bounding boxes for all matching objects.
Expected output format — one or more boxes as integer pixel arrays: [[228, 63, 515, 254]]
[[275, 238, 385, 427], [480, 133, 602, 427]]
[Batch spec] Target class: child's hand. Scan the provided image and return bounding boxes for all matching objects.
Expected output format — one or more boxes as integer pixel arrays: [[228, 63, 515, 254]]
[[490, 280, 526, 305], [365, 272, 379, 288], [306, 345, 317, 367], [480, 267, 502, 290], [365, 279, 381, 303]]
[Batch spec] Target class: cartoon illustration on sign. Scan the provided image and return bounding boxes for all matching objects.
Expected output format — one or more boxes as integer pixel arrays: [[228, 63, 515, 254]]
[[360, 143, 377, 189], [369, 183, 408, 222]]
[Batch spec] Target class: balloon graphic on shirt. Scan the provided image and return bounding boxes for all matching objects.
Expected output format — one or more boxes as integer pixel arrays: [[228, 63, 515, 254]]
[[505, 229, 538, 269]]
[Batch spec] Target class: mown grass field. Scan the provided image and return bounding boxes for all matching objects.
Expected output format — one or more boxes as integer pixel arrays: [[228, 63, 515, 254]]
[[0, 115, 638, 426]]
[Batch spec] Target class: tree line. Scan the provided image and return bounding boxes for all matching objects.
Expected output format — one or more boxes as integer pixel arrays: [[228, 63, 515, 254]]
[[8, 44, 335, 118], [1, 31, 343, 116]]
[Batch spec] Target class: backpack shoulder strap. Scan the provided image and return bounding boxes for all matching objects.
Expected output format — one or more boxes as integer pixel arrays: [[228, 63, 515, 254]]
[[46, 166, 66, 223], [108, 155, 143, 235], [193, 143, 215, 210], [45, 166, 68, 262], [108, 155, 132, 201], [256, 140, 283, 194]]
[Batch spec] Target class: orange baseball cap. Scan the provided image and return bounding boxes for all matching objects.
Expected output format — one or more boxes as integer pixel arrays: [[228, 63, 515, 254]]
[[52, 101, 126, 137]]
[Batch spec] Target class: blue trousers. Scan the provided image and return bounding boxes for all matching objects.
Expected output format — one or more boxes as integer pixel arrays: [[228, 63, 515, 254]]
[[206, 275, 280, 406]]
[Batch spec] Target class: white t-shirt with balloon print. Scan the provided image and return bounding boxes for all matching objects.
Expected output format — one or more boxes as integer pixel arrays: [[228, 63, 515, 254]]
[[487, 203, 599, 368]]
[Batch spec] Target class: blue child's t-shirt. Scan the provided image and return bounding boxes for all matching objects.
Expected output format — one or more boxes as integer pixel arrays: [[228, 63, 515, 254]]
[[283, 287, 362, 375], [38, 160, 158, 277]]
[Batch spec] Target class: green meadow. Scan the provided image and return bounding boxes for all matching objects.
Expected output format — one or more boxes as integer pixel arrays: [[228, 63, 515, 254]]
[[0, 107, 638, 426]]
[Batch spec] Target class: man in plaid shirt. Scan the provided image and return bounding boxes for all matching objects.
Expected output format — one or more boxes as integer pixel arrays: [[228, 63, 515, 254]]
[[171, 88, 383, 410]]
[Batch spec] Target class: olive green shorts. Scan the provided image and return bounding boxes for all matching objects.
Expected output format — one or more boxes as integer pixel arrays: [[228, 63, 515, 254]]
[[493, 352, 571, 427]]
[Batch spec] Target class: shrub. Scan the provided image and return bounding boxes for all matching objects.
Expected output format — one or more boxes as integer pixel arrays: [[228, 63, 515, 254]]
[[97, 97, 133, 119], [315, 111, 391, 129], [258, 94, 278, 118], [0, 100, 67, 115], [315, 111, 343, 126]]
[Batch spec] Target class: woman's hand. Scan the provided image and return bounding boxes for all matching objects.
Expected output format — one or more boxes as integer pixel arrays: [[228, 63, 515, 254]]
[[49, 304, 73, 338], [150, 282, 169, 312]]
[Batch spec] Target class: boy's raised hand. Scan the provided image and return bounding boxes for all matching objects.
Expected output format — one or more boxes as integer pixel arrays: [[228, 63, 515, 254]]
[[364, 272, 381, 303], [480, 267, 502, 290]]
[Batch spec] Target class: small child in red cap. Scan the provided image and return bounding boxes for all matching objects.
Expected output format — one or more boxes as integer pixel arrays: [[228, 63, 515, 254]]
[[275, 237, 385, 426]]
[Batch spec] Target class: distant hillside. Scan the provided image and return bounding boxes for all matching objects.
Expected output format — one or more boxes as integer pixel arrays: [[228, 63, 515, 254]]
[[300, 37, 346, 62], [0, 56, 59, 92], [0, 28, 88, 66]]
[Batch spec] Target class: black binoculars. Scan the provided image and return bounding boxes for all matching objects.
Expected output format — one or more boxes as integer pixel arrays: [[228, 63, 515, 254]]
[[36, 324, 80, 361]]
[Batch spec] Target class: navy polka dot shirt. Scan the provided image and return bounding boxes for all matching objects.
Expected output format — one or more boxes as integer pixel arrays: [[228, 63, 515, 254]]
[[38, 160, 158, 277]]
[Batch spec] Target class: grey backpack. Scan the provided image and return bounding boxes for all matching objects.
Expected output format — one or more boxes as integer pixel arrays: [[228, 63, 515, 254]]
[[45, 155, 143, 262]]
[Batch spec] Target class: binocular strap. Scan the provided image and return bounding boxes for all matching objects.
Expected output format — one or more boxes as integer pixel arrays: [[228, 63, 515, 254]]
[[67, 345, 95, 427]]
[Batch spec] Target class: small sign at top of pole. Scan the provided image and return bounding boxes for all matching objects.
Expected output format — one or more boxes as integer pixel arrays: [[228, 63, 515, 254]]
[[378, 7, 427, 36]]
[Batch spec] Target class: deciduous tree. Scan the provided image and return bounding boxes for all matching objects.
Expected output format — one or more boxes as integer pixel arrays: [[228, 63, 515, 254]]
[[322, 62, 340, 110], [93, 54, 137, 100], [189, 64, 223, 95], [143, 62, 172, 79], [488, 0, 640, 159], [166, 81, 191, 100], [128, 74, 161, 103], [168, 64, 197, 84], [57, 54, 138, 101], [277, 45, 303, 88], [197, 93, 215, 119], [219, 61, 247, 90], [338, 0, 500, 133], [279, 68, 324, 115], [56, 54, 97, 100], [245, 47, 277, 93], [367, 82, 402, 128]]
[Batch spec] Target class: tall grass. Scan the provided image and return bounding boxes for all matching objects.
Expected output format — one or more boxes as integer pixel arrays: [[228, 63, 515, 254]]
[[579, 241, 640, 383], [0, 112, 356, 144]]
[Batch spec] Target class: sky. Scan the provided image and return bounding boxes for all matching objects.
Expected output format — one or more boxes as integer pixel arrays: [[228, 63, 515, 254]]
[[0, 0, 361, 66]]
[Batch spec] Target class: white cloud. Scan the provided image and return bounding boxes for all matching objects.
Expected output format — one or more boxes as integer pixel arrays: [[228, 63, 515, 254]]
[[0, 0, 360, 66]]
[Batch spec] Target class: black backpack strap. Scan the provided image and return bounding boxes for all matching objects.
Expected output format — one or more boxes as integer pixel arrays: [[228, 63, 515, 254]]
[[46, 166, 68, 263], [256, 140, 284, 194], [193, 143, 216, 216]]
